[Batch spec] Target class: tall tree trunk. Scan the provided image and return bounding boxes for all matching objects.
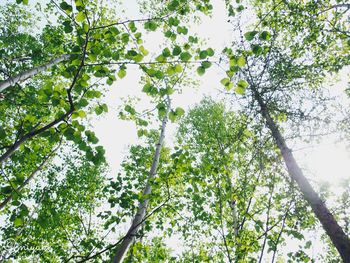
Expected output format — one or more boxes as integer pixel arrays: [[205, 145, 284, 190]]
[[252, 87, 350, 262], [0, 33, 89, 164], [0, 54, 71, 92], [112, 99, 170, 263]]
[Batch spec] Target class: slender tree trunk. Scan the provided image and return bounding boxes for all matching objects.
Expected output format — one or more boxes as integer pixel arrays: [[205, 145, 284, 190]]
[[0, 54, 71, 92], [112, 99, 170, 263], [0, 141, 61, 210], [0, 32, 88, 164], [252, 87, 350, 262], [0, 109, 72, 165]]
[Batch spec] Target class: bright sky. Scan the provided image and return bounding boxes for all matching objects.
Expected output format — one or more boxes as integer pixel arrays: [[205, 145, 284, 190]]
[[2, 0, 349, 260], [90, 0, 350, 258], [92, 0, 350, 188]]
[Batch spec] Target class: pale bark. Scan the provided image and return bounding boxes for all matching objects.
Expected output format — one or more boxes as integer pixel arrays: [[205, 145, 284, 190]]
[[0, 32, 89, 164], [112, 100, 170, 263], [0, 54, 71, 92], [252, 87, 350, 262]]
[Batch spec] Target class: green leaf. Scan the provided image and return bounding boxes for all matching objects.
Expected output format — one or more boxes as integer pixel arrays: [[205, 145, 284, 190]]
[[160, 87, 175, 95], [75, 0, 83, 6], [197, 66, 205, 76], [95, 106, 103, 115], [106, 78, 113, 85], [76, 12, 86, 23], [172, 45, 182, 56], [162, 48, 171, 57], [175, 107, 185, 117], [133, 54, 144, 62], [220, 78, 230, 86], [60, 1, 72, 12], [237, 5, 244, 12], [101, 104, 108, 112], [244, 31, 258, 41], [237, 79, 248, 88], [124, 105, 136, 115], [234, 86, 245, 95], [251, 44, 263, 55], [226, 82, 234, 90], [175, 64, 183, 73], [88, 53, 97, 62], [128, 21, 137, 32], [121, 33, 129, 43], [169, 111, 176, 122], [206, 48, 215, 56], [199, 50, 208, 59], [144, 21, 157, 31], [229, 58, 236, 67], [237, 56, 246, 67], [142, 83, 158, 96], [0, 128, 6, 140], [157, 103, 167, 118], [305, 240, 312, 249], [118, 69, 126, 79], [201, 61, 212, 69], [85, 130, 99, 144], [71, 58, 81, 66], [137, 129, 144, 137], [168, 17, 180, 26], [139, 46, 149, 56], [180, 52, 191, 62], [221, 78, 233, 90], [63, 21, 73, 33], [155, 55, 166, 62], [168, 0, 179, 11], [78, 110, 86, 118], [14, 217, 24, 227], [259, 31, 271, 41], [1, 186, 12, 195]]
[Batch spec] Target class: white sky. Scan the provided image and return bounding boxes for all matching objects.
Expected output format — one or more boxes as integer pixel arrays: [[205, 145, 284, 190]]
[[92, 0, 350, 187], [90, 3, 350, 257], [1, 0, 349, 260]]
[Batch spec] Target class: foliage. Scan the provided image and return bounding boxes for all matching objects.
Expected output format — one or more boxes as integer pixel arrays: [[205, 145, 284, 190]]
[[0, 0, 349, 261]]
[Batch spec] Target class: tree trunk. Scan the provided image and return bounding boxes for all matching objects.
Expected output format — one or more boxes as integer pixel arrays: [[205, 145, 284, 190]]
[[112, 100, 170, 263], [252, 87, 350, 262], [0, 109, 73, 165], [0, 54, 71, 92]]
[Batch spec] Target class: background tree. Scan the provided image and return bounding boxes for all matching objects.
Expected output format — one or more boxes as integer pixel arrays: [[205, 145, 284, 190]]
[[219, 19, 350, 258]]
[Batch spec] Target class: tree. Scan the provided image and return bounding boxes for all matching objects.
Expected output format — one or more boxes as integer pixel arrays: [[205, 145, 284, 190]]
[[219, 21, 350, 258], [174, 98, 315, 262], [112, 97, 171, 263], [1, 0, 350, 261], [0, 0, 213, 211], [0, 146, 108, 261]]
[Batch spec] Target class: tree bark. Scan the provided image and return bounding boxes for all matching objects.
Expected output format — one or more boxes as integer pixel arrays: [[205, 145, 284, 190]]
[[252, 87, 350, 262], [0, 31, 89, 164], [0, 109, 73, 165], [112, 99, 170, 263], [0, 54, 71, 92]]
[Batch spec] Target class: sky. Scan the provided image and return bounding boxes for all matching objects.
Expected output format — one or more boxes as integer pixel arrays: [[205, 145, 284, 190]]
[[92, 0, 350, 187], [90, 2, 350, 257], [1, 0, 349, 260]]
